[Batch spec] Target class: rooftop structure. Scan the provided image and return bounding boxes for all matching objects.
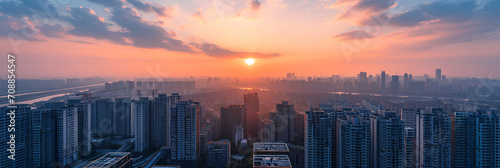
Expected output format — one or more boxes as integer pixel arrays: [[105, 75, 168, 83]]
[[253, 142, 289, 155], [253, 155, 292, 168]]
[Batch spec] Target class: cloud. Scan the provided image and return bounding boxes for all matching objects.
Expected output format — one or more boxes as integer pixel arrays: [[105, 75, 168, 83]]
[[388, 9, 432, 27], [0, 0, 59, 18], [352, 0, 395, 13], [334, 0, 395, 13], [332, 0, 395, 27], [39, 24, 66, 38], [65, 7, 126, 44], [390, 0, 477, 27], [127, 0, 173, 17], [0, 0, 280, 58], [357, 12, 390, 27], [0, 15, 41, 41], [387, 0, 500, 49], [110, 7, 196, 52], [333, 30, 374, 41], [200, 43, 280, 58], [66, 39, 94, 44], [87, 0, 173, 17], [87, 0, 124, 8], [193, 8, 204, 19], [250, 0, 262, 11]]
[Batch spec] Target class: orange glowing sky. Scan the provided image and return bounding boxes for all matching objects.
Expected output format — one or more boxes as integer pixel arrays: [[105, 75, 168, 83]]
[[1, 0, 499, 79]]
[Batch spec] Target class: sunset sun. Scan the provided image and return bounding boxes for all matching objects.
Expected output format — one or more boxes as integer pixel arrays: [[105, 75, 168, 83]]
[[245, 58, 255, 65]]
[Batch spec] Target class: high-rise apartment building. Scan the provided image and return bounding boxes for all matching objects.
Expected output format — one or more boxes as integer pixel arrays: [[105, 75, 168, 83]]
[[91, 99, 115, 137], [0, 105, 32, 168], [371, 111, 404, 168], [436, 69, 442, 81], [170, 100, 201, 166], [153, 94, 168, 148], [31, 108, 56, 168], [400, 109, 417, 129], [55, 106, 79, 166], [271, 101, 295, 143], [305, 109, 333, 167], [451, 110, 500, 167], [381, 71, 386, 90], [68, 100, 92, 156], [220, 104, 244, 140], [391, 75, 400, 92], [244, 93, 259, 139], [206, 140, 231, 168], [337, 114, 371, 168], [415, 108, 451, 168], [132, 97, 151, 152], [115, 98, 132, 137], [404, 127, 416, 168]]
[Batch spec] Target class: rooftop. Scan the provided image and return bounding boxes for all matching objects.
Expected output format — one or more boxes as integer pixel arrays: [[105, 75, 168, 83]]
[[253, 155, 291, 167], [253, 142, 289, 153]]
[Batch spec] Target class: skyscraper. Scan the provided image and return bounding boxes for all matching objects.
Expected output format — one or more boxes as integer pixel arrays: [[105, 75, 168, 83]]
[[287, 143, 305, 168], [55, 106, 79, 166], [436, 69, 442, 81], [31, 108, 56, 168], [153, 94, 168, 148], [415, 108, 451, 168], [391, 75, 399, 92], [451, 110, 500, 167], [91, 99, 115, 137], [400, 109, 417, 129], [305, 109, 333, 167], [68, 100, 92, 157], [220, 104, 244, 140], [206, 139, 231, 168], [170, 100, 201, 166], [132, 97, 151, 152], [470, 110, 500, 167], [404, 127, 416, 168], [403, 73, 409, 90], [259, 118, 275, 142], [371, 111, 404, 168], [357, 71, 368, 90], [337, 113, 371, 168], [381, 71, 386, 90], [271, 101, 295, 143], [0, 105, 32, 168], [166, 93, 181, 148], [244, 93, 259, 139], [294, 111, 306, 143], [114, 98, 132, 137], [451, 111, 472, 167], [31, 103, 79, 167]]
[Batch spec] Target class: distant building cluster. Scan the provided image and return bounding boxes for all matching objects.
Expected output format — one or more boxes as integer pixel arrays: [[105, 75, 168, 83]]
[[268, 69, 500, 98], [104, 80, 195, 91], [0, 76, 105, 90]]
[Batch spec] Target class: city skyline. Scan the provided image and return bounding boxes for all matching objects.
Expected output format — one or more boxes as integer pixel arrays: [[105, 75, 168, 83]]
[[1, 0, 500, 78]]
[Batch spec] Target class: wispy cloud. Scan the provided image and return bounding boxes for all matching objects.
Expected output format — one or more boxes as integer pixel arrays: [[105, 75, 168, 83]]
[[200, 43, 280, 58]]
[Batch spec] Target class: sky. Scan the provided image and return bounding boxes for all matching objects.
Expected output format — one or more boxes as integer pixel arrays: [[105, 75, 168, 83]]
[[0, 0, 499, 79]]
